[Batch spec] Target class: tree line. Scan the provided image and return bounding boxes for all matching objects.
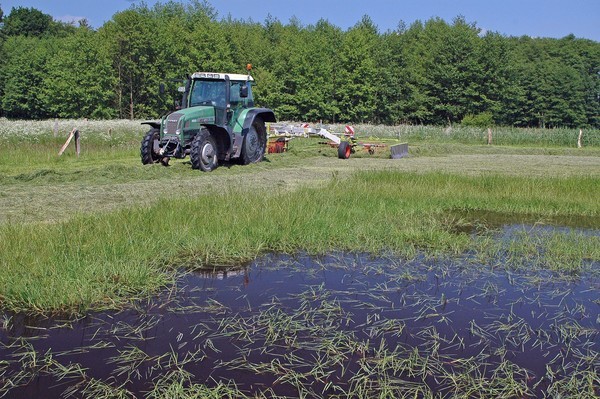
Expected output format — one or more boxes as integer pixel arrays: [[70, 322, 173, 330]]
[[0, 1, 598, 128]]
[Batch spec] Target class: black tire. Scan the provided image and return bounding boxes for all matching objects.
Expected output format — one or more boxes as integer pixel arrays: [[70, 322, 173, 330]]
[[338, 141, 351, 159], [140, 128, 161, 165], [190, 129, 218, 172], [241, 116, 267, 165]]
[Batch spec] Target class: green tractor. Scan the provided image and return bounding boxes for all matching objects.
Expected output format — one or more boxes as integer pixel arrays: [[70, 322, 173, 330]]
[[140, 67, 276, 171]]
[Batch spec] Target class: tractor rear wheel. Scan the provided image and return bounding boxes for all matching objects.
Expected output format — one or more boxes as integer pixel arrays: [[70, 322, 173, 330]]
[[338, 141, 351, 159], [241, 117, 267, 165], [191, 129, 218, 172], [140, 128, 161, 165]]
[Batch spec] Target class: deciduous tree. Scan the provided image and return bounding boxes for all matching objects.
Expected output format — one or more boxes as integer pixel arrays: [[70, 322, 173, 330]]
[[2, 6, 52, 37]]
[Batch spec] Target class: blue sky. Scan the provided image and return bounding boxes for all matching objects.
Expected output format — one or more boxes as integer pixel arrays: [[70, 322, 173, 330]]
[[1, 0, 599, 41]]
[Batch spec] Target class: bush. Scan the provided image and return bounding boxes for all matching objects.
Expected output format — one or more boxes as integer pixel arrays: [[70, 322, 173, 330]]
[[461, 112, 494, 128]]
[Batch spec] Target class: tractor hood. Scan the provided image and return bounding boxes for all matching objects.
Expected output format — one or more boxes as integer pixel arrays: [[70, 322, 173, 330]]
[[161, 106, 216, 136]]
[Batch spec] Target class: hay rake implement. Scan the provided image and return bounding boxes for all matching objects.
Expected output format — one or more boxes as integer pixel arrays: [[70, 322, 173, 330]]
[[268, 123, 408, 159]]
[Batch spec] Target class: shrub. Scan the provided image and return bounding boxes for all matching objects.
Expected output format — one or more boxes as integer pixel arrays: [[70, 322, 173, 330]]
[[461, 112, 494, 128]]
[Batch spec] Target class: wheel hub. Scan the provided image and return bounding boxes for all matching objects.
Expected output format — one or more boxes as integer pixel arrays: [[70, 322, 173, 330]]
[[247, 130, 258, 153], [201, 142, 215, 164]]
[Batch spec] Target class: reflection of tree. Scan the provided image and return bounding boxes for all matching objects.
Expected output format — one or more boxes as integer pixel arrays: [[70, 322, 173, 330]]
[[193, 266, 250, 286], [4, 312, 56, 338], [2, 312, 94, 340]]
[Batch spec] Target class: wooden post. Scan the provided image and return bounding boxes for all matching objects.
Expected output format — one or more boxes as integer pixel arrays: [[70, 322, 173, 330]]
[[58, 128, 80, 156], [577, 129, 583, 148], [74, 129, 80, 157], [487, 128, 492, 145]]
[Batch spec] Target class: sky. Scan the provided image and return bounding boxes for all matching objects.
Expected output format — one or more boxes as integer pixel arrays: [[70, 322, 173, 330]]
[[1, 0, 599, 41]]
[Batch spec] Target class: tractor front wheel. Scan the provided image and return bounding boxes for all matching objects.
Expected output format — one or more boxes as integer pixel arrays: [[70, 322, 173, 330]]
[[140, 128, 161, 165], [241, 117, 267, 165], [191, 129, 219, 172], [338, 141, 351, 159]]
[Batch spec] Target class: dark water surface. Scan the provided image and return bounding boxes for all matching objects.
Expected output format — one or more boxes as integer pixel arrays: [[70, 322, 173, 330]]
[[1, 251, 599, 397]]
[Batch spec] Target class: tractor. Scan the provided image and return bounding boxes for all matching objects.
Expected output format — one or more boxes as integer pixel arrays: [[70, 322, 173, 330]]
[[140, 66, 276, 171]]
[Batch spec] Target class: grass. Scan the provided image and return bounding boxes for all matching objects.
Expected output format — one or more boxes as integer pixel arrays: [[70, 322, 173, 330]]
[[328, 123, 600, 147], [0, 119, 598, 314], [0, 171, 598, 314]]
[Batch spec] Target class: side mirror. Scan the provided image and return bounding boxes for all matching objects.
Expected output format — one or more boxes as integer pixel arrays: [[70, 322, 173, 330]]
[[240, 85, 248, 98]]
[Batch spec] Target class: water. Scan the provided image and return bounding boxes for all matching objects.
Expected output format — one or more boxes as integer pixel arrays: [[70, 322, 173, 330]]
[[449, 209, 600, 235], [1, 251, 598, 398]]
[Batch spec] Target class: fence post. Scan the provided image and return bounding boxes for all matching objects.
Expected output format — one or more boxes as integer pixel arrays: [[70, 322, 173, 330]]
[[487, 128, 492, 145], [75, 129, 80, 157], [58, 128, 80, 156], [53, 119, 58, 137], [577, 129, 583, 148]]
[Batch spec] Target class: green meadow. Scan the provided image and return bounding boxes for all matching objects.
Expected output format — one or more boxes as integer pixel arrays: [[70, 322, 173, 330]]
[[0, 120, 598, 314]]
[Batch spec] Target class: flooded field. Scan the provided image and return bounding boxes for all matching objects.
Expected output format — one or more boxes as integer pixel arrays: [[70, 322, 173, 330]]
[[1, 226, 599, 398]]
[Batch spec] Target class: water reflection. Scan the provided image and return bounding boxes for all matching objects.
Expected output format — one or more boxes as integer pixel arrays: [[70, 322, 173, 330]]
[[448, 209, 600, 235]]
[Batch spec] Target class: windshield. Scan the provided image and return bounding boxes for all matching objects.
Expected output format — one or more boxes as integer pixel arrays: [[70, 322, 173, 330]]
[[190, 80, 227, 108], [189, 79, 254, 108]]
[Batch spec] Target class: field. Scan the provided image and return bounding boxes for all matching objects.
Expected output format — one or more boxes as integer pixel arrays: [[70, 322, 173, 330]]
[[0, 119, 599, 397]]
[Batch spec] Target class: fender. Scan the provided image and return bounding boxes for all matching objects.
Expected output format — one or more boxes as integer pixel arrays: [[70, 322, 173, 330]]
[[141, 121, 161, 130], [204, 124, 231, 160], [232, 108, 276, 158], [243, 108, 277, 132]]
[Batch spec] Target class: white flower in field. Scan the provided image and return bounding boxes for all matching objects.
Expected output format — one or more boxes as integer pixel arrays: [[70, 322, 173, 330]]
[[0, 118, 146, 143]]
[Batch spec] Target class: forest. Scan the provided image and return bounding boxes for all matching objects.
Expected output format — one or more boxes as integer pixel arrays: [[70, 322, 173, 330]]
[[0, 0, 598, 128]]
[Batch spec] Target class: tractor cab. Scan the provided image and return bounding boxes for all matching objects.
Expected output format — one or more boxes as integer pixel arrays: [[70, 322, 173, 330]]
[[188, 76, 254, 109], [184, 73, 255, 128]]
